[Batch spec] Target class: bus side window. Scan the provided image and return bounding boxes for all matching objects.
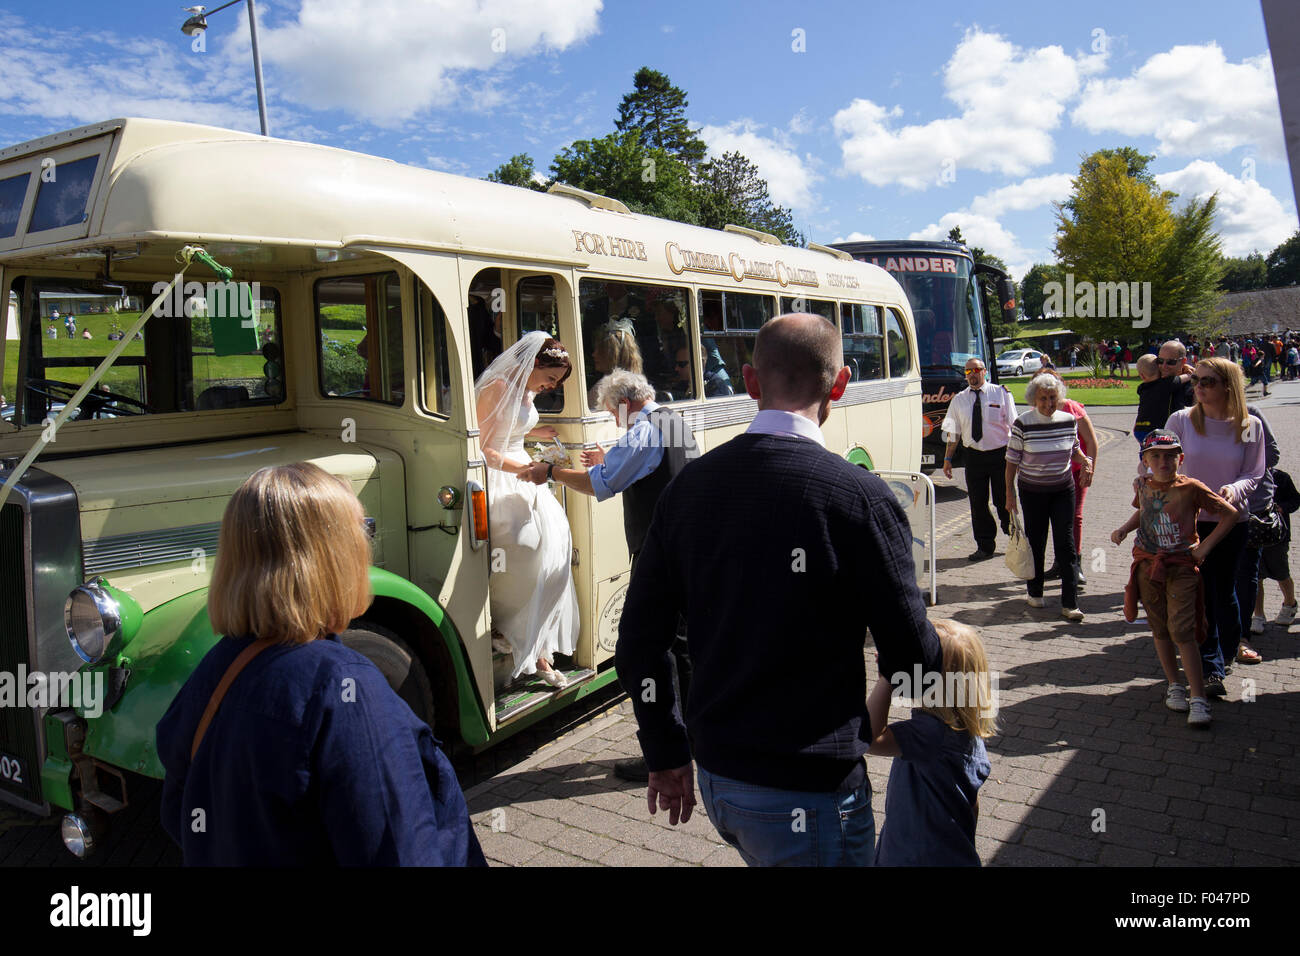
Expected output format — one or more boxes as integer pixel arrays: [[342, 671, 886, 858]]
[[885, 307, 912, 378], [780, 296, 836, 324], [580, 278, 693, 407], [517, 275, 563, 413], [841, 303, 884, 381], [316, 272, 406, 405], [699, 290, 772, 399], [419, 284, 454, 416]]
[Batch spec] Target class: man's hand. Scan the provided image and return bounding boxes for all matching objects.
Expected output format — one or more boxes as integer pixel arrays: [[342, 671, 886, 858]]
[[582, 446, 606, 467], [942, 459, 953, 479], [646, 763, 696, 825], [525, 462, 549, 484]]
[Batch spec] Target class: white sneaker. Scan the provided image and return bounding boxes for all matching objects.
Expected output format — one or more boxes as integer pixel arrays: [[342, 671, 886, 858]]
[[1187, 697, 1212, 728], [1250, 615, 1266, 635], [1027, 596, 1046, 608], [1061, 607, 1084, 623], [1165, 683, 1189, 712], [1275, 603, 1298, 626]]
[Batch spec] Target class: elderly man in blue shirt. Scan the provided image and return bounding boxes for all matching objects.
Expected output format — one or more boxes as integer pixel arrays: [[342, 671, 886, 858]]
[[527, 369, 698, 781]]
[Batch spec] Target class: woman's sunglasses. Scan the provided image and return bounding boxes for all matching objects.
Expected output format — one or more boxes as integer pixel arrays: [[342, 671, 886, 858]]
[[1191, 376, 1220, 388]]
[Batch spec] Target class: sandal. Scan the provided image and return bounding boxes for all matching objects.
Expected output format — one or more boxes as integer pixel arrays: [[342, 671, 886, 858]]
[[1236, 643, 1263, 665]]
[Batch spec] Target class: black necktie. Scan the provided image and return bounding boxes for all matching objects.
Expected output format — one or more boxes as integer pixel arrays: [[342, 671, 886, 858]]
[[971, 388, 983, 443]]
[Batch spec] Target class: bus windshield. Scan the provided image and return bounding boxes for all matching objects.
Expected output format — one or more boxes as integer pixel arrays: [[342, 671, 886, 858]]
[[885, 257, 990, 376]]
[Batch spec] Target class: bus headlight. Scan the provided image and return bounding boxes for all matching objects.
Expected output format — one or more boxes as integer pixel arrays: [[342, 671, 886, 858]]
[[64, 579, 141, 664]]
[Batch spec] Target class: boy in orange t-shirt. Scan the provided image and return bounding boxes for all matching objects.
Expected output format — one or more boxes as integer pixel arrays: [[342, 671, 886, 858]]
[[1112, 430, 1238, 728]]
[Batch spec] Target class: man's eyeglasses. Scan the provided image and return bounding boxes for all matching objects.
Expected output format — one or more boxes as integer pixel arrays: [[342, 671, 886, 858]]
[[1191, 376, 1220, 388]]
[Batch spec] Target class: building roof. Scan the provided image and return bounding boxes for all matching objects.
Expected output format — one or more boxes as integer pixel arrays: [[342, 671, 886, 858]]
[[1219, 286, 1300, 334]]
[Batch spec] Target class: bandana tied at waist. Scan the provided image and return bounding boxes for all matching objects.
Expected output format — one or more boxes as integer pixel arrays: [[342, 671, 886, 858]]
[[1124, 547, 1207, 644]]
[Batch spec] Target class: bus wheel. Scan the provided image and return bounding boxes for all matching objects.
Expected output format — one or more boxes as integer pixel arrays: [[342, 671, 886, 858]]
[[341, 622, 436, 730]]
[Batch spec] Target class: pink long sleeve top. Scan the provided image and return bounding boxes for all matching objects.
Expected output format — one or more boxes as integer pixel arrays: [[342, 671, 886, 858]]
[[1165, 408, 1265, 522]]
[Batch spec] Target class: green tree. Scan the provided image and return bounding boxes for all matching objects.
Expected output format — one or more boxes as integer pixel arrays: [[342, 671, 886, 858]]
[[485, 153, 547, 190], [694, 151, 803, 246], [1054, 151, 1177, 339], [1152, 195, 1225, 335], [615, 67, 708, 168], [1218, 252, 1267, 292], [550, 131, 699, 222], [947, 225, 965, 244], [1266, 230, 1300, 286], [1019, 263, 1065, 320]]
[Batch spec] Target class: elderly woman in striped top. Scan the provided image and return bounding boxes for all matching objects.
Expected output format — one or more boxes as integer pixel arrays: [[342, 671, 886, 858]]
[[1005, 374, 1095, 621]]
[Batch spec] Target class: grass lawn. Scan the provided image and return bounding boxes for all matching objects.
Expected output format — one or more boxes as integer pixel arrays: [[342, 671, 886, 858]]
[[1001, 369, 1140, 406]]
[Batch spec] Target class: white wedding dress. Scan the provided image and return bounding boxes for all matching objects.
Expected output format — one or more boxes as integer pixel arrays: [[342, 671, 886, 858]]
[[487, 396, 579, 679]]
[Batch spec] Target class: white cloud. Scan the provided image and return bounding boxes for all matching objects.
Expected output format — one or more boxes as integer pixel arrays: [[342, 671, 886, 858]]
[[1156, 160, 1297, 257], [832, 28, 1106, 190], [699, 120, 817, 211], [832, 232, 876, 243], [906, 174, 1075, 278], [260, 0, 603, 124], [966, 174, 1074, 219], [1072, 44, 1284, 160], [0, 14, 260, 132]]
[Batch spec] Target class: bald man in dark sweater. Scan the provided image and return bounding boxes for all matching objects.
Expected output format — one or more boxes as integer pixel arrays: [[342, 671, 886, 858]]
[[616, 313, 943, 866]]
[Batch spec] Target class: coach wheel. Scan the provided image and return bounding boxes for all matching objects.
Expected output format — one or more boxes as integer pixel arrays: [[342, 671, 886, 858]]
[[341, 622, 436, 731]]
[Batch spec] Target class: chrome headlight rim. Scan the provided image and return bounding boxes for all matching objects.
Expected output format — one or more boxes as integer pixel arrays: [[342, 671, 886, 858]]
[[64, 579, 123, 665]]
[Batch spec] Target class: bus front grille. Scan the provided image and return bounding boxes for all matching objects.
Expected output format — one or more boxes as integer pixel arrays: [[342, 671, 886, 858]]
[[0, 502, 42, 808]]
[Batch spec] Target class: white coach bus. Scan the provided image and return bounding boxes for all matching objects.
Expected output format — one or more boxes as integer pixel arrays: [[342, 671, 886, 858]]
[[0, 118, 920, 845]]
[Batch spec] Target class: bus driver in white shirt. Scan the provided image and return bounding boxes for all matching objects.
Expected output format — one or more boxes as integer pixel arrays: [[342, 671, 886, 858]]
[[942, 358, 1018, 561]]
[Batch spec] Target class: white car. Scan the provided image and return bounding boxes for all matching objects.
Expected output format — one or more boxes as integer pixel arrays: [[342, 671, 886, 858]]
[[996, 349, 1043, 377]]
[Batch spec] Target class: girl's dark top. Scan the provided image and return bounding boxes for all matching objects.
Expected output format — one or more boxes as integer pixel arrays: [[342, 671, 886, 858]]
[[156, 633, 486, 866]]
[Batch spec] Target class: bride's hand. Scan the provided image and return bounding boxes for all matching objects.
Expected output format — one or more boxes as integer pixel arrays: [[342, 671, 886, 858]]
[[529, 426, 558, 440]]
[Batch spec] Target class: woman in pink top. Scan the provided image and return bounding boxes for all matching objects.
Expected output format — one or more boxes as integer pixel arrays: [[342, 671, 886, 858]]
[[1048, 371, 1098, 590], [1165, 358, 1265, 697]]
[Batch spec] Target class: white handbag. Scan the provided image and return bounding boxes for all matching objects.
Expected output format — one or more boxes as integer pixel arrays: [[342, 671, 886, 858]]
[[1005, 513, 1035, 580]]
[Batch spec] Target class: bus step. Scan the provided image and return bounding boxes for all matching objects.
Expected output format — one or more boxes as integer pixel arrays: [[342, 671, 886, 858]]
[[495, 666, 595, 722]]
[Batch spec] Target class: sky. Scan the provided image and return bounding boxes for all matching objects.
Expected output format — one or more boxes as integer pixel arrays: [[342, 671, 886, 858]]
[[0, 0, 1294, 281]]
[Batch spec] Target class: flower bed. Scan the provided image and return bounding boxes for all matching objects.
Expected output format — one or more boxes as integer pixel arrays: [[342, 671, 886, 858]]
[[1067, 377, 1127, 389]]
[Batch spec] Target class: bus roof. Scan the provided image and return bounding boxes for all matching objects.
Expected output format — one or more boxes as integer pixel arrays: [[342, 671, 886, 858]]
[[830, 239, 972, 257], [1, 118, 902, 304]]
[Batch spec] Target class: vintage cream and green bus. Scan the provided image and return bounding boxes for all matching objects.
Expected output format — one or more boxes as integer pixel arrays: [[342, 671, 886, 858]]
[[0, 118, 920, 851]]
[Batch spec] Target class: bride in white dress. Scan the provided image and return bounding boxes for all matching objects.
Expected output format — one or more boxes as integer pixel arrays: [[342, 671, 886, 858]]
[[475, 332, 580, 688]]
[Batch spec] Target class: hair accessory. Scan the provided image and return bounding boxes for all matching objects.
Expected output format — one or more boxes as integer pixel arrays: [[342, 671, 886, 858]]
[[542, 347, 568, 360], [598, 317, 636, 338]]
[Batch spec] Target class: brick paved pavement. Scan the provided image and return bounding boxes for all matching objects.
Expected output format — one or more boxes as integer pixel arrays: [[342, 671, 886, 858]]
[[5, 386, 1298, 867], [467, 389, 1300, 867]]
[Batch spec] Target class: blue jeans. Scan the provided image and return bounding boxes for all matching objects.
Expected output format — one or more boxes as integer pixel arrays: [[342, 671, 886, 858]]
[[1197, 521, 1247, 679], [697, 766, 875, 866]]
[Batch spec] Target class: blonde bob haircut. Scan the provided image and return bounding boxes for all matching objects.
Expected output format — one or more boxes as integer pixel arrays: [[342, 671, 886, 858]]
[[1190, 357, 1249, 441], [924, 619, 998, 739], [209, 462, 373, 644]]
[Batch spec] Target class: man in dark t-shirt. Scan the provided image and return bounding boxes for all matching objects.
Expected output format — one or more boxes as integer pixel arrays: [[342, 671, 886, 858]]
[[1136, 340, 1195, 443]]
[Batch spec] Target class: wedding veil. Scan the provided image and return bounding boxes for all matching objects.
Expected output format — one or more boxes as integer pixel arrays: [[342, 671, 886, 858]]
[[474, 330, 551, 460]]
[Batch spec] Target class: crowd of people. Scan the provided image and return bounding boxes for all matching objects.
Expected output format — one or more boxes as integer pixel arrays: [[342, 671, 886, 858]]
[[153, 320, 1292, 869]]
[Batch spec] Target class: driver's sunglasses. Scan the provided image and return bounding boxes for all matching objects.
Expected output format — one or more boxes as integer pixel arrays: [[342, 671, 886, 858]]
[[964, 367, 985, 375]]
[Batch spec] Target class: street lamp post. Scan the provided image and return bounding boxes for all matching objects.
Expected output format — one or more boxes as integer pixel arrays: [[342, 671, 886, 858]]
[[181, 0, 270, 136]]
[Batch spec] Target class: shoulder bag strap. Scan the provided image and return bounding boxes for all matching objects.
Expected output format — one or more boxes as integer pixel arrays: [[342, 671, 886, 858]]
[[191, 639, 275, 759]]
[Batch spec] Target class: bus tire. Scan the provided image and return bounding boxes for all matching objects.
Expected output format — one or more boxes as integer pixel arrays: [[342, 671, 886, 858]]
[[340, 622, 436, 731]]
